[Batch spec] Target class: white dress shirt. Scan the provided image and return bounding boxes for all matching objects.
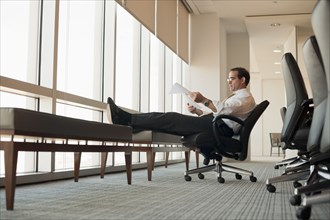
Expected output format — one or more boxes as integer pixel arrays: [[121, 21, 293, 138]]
[[211, 88, 256, 134]]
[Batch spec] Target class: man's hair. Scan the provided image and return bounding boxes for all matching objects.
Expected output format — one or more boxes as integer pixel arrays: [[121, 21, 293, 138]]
[[230, 67, 250, 86]]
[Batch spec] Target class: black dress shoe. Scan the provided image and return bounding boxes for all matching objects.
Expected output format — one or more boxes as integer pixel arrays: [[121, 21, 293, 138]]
[[107, 97, 132, 126]]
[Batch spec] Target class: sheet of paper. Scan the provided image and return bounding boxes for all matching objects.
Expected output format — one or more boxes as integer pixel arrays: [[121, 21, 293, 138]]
[[170, 83, 201, 110], [169, 82, 191, 94]]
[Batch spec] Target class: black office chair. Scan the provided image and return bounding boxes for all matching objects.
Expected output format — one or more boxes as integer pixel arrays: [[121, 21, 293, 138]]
[[280, 106, 286, 122], [312, 0, 329, 155], [182, 100, 269, 183], [295, 1, 330, 219], [273, 106, 302, 169], [266, 53, 313, 193], [289, 35, 327, 205]]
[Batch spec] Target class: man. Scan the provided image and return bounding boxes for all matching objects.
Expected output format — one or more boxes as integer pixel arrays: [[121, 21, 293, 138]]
[[107, 67, 256, 138]]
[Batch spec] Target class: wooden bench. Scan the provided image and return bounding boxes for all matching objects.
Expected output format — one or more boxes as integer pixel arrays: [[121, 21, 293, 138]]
[[0, 107, 195, 210], [0, 107, 133, 210]]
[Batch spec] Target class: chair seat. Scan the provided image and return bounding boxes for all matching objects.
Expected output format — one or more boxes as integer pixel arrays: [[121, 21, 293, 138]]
[[290, 127, 310, 150], [182, 132, 242, 154]]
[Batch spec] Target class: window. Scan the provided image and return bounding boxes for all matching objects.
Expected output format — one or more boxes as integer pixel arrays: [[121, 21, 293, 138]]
[[115, 5, 140, 110], [0, 0, 40, 84], [57, 0, 103, 101], [150, 34, 165, 112], [140, 26, 151, 112], [0, 0, 187, 178]]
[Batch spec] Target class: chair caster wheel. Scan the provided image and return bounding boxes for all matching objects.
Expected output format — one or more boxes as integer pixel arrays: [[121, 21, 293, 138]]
[[203, 158, 210, 165], [184, 175, 192, 182], [250, 176, 257, 182], [267, 184, 276, 193], [293, 181, 302, 188], [274, 165, 279, 169], [290, 195, 301, 206], [235, 173, 242, 180], [296, 206, 311, 220], [198, 173, 204, 179], [218, 177, 225, 183]]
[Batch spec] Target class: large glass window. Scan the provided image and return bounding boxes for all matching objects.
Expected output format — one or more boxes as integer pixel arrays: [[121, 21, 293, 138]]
[[115, 5, 140, 110], [150, 35, 165, 112], [0, 0, 40, 84], [140, 27, 151, 112], [39, 0, 56, 88], [0, 0, 187, 178], [103, 0, 116, 103], [57, 0, 103, 101]]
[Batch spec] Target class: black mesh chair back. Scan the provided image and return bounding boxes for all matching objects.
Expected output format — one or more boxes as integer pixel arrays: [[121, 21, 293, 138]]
[[303, 36, 327, 153], [212, 100, 269, 161], [280, 53, 311, 149], [280, 107, 286, 122], [312, 0, 330, 154]]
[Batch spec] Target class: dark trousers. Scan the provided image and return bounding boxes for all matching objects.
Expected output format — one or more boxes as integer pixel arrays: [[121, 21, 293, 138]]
[[131, 112, 233, 137]]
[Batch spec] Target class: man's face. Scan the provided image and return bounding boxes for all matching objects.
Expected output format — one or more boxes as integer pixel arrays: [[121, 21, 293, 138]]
[[227, 70, 246, 92]]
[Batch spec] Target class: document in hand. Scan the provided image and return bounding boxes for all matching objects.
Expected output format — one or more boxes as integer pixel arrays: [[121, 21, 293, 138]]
[[169, 83, 202, 109]]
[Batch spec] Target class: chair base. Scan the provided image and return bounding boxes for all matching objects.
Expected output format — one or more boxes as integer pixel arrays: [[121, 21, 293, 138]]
[[274, 156, 300, 169], [266, 155, 312, 193], [184, 161, 257, 183], [266, 168, 310, 193]]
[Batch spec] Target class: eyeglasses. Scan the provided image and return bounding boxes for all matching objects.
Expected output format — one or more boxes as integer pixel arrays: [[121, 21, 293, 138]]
[[226, 77, 237, 82]]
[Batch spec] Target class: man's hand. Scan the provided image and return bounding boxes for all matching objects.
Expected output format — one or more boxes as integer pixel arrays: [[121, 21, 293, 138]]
[[188, 92, 217, 113], [188, 92, 208, 103], [187, 103, 203, 116]]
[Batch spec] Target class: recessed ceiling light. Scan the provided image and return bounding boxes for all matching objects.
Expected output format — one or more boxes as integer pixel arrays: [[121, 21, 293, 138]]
[[274, 62, 281, 65], [273, 49, 282, 53], [270, 23, 281, 27], [275, 71, 281, 74]]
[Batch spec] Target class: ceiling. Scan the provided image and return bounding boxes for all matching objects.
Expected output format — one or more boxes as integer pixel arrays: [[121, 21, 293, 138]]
[[185, 0, 318, 76]]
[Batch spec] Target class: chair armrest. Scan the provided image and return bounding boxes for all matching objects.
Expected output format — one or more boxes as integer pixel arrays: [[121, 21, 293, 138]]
[[212, 114, 244, 126], [301, 98, 313, 107], [212, 114, 244, 145]]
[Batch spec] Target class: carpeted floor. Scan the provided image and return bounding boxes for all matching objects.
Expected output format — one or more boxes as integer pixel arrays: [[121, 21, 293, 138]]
[[0, 161, 329, 220]]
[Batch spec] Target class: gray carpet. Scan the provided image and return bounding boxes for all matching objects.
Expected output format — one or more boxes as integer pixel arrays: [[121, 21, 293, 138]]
[[0, 161, 329, 220]]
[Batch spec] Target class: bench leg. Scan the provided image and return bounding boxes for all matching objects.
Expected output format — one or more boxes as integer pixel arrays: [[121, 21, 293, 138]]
[[100, 152, 108, 178], [184, 150, 190, 171], [165, 152, 169, 168], [195, 151, 199, 168], [146, 151, 153, 181], [74, 152, 81, 182], [4, 142, 18, 210], [124, 152, 132, 185]]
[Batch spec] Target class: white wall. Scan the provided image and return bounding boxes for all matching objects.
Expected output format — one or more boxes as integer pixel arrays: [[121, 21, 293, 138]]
[[219, 18, 228, 101], [227, 33, 250, 74], [189, 13, 220, 104]]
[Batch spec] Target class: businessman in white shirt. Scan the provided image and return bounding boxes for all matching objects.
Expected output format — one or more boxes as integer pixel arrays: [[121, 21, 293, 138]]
[[107, 67, 256, 137]]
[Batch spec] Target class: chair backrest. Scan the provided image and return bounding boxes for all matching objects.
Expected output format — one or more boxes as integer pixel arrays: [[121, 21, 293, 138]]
[[312, 0, 330, 153], [236, 100, 269, 160], [280, 53, 309, 144], [183, 101, 269, 161], [280, 107, 286, 122], [303, 36, 327, 153]]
